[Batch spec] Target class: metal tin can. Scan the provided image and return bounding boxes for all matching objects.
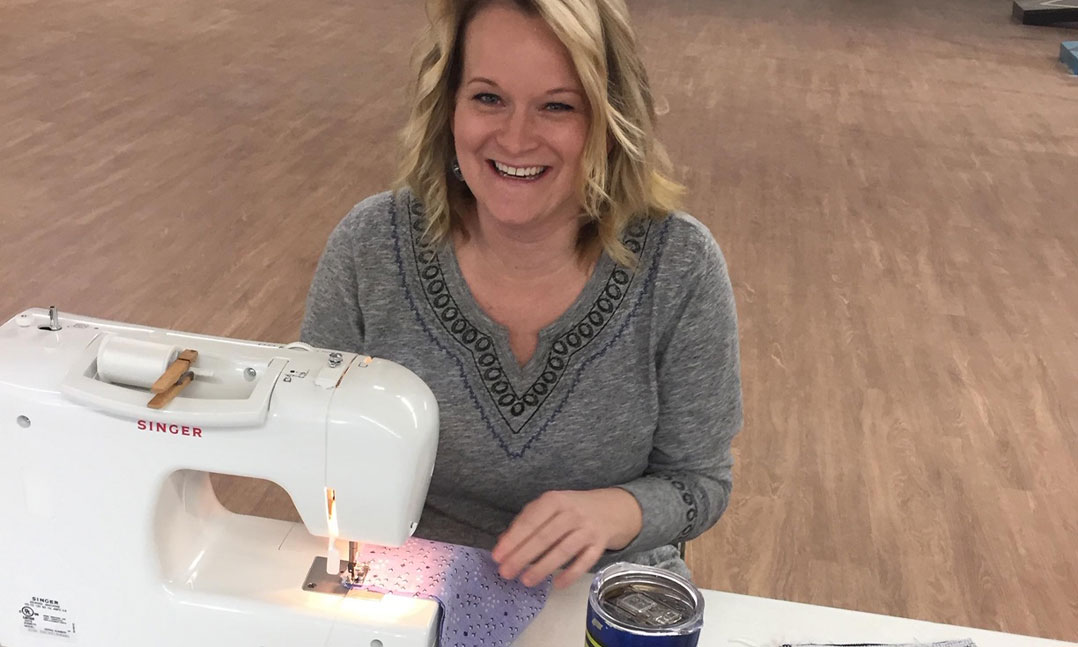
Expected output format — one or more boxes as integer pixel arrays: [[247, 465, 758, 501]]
[[585, 562, 705, 647]]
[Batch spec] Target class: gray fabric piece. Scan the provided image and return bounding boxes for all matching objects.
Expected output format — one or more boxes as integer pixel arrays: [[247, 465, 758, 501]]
[[301, 188, 742, 577]]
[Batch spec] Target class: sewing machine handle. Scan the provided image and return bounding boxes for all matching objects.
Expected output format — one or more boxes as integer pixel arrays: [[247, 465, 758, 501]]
[[60, 336, 289, 428]]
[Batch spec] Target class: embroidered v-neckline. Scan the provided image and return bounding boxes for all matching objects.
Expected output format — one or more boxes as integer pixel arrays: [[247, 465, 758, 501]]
[[438, 238, 614, 380], [403, 194, 651, 434]]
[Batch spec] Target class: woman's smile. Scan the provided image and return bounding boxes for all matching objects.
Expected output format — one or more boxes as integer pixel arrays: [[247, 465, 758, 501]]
[[489, 160, 550, 181]]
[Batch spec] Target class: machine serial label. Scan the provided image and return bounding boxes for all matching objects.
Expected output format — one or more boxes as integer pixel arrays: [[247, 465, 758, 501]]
[[19, 596, 76, 639]]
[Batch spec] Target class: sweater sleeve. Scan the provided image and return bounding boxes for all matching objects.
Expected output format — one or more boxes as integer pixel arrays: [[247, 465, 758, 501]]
[[300, 207, 365, 353], [614, 224, 743, 554]]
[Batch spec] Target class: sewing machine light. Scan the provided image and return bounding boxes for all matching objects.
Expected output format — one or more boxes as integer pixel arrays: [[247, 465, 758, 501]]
[[325, 487, 338, 535], [322, 486, 369, 585], [326, 487, 340, 575]]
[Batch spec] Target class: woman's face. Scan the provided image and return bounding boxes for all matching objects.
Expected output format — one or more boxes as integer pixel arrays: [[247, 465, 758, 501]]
[[452, 3, 590, 234]]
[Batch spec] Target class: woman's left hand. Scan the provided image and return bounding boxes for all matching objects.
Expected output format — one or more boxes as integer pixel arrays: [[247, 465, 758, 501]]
[[491, 488, 643, 589]]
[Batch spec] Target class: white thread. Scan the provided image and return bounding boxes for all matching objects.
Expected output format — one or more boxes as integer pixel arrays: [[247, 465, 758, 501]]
[[96, 335, 181, 389], [728, 638, 766, 647]]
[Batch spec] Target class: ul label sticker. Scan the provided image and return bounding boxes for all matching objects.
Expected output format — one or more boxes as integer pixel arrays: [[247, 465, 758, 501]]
[[19, 595, 77, 639]]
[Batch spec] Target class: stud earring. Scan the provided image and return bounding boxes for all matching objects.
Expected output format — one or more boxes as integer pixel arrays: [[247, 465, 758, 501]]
[[451, 158, 464, 181]]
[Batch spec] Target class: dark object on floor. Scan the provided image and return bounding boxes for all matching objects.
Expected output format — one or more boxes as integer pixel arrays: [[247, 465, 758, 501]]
[[1013, 0, 1078, 25], [1062, 41, 1078, 74]]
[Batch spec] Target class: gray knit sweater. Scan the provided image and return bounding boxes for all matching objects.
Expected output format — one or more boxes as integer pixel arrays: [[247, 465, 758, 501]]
[[301, 189, 742, 576]]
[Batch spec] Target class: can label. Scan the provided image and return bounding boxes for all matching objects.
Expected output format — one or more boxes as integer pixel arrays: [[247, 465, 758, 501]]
[[585, 563, 704, 646]]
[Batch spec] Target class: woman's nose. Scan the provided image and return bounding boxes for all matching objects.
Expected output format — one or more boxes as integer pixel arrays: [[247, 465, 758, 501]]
[[495, 108, 538, 154]]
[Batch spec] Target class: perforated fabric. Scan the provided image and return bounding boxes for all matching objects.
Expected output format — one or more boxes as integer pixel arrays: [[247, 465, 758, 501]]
[[356, 537, 552, 647]]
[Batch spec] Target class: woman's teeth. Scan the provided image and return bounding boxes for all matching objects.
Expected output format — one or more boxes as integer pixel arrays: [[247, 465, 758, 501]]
[[492, 160, 546, 179]]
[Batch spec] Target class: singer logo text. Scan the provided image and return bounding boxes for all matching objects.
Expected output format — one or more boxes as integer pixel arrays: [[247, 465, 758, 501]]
[[137, 419, 203, 438]]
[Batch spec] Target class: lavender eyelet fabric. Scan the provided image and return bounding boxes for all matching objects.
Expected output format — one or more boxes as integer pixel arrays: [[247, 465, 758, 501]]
[[356, 538, 552, 647]]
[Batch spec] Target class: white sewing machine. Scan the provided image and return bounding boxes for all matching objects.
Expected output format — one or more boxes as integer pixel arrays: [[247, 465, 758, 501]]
[[0, 307, 441, 647]]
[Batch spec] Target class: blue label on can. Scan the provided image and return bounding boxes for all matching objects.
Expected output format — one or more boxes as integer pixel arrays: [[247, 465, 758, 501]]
[[585, 598, 702, 647]]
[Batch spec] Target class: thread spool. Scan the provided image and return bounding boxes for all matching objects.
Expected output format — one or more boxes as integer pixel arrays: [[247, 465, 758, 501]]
[[96, 335, 181, 389]]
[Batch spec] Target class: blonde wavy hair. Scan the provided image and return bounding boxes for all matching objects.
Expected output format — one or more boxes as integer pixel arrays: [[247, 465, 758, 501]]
[[396, 0, 683, 267]]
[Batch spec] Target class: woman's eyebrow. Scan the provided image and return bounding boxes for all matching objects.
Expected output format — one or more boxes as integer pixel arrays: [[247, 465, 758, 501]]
[[464, 77, 582, 98], [466, 76, 500, 87], [546, 87, 583, 97]]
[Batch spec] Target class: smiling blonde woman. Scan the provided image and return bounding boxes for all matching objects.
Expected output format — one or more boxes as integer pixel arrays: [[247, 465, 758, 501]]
[[302, 0, 742, 590], [399, 0, 684, 267]]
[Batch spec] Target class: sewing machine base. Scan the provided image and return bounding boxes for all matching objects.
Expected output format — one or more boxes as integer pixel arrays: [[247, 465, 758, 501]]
[[1, 474, 441, 647]]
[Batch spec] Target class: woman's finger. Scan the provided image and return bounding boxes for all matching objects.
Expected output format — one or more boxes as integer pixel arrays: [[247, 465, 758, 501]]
[[520, 528, 591, 587], [492, 496, 559, 564], [498, 510, 574, 580], [553, 542, 605, 589]]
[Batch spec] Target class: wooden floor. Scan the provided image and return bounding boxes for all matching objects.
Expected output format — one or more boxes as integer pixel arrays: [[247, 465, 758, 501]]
[[2, 0, 1076, 641]]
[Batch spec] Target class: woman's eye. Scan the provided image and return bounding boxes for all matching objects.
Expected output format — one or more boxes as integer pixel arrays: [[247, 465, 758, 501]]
[[473, 93, 500, 105], [545, 102, 574, 112]]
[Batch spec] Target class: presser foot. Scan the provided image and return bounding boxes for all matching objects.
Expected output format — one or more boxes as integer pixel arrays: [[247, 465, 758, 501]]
[[342, 561, 371, 589], [303, 556, 371, 594]]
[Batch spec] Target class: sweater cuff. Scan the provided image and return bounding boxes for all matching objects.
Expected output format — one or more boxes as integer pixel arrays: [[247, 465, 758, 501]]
[[613, 477, 688, 555]]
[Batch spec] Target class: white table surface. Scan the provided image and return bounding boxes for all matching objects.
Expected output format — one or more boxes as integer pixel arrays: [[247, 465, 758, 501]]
[[516, 579, 1076, 646]]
